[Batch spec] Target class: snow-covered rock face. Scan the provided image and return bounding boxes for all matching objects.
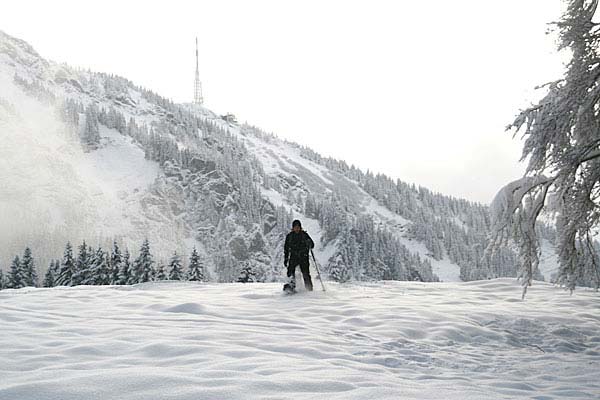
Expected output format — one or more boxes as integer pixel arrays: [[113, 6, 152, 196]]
[[1, 279, 599, 399], [0, 29, 560, 284]]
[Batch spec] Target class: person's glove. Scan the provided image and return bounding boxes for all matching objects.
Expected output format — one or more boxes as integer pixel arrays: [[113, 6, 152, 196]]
[[284, 260, 288, 268]]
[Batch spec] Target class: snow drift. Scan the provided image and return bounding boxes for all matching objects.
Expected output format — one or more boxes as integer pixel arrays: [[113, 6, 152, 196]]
[[0, 279, 599, 399]]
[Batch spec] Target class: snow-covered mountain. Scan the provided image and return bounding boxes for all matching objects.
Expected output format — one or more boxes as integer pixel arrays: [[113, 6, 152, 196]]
[[0, 30, 557, 283]]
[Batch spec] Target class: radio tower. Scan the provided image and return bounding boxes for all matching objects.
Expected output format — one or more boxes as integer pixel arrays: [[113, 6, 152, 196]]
[[194, 37, 204, 105]]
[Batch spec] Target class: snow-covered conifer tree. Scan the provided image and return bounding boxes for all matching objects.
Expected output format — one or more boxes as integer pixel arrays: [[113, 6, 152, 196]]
[[119, 249, 132, 285], [9, 255, 24, 289], [155, 262, 167, 281], [187, 247, 205, 282], [168, 252, 183, 281], [88, 247, 110, 285], [21, 247, 37, 287], [83, 104, 100, 147], [237, 261, 258, 283], [328, 254, 352, 283], [133, 239, 154, 283], [55, 242, 75, 286], [72, 241, 91, 286], [0, 269, 5, 290], [110, 241, 123, 285], [43, 260, 58, 288]]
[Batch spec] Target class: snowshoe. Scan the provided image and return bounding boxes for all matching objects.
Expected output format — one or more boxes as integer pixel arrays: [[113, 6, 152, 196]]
[[283, 283, 296, 295]]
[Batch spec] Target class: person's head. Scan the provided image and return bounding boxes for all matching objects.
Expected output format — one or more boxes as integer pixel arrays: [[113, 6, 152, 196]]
[[292, 219, 302, 233]]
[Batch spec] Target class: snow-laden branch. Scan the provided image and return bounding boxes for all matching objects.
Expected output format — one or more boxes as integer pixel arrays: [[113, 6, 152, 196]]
[[487, 175, 555, 298]]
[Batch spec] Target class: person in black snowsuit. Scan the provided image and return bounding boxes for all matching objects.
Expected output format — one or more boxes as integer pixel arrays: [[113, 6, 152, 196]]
[[284, 219, 315, 291]]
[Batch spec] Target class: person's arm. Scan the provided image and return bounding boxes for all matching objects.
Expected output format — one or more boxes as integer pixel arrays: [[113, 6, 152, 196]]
[[304, 231, 315, 249], [284, 233, 290, 266]]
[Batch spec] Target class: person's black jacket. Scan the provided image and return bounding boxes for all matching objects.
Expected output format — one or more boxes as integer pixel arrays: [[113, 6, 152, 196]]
[[284, 230, 314, 265]]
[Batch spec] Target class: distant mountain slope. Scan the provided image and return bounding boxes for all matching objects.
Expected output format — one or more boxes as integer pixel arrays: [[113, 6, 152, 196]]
[[0, 30, 557, 283]]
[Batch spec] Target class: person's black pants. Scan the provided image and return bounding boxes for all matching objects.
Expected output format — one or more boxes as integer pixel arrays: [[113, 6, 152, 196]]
[[287, 256, 313, 291]]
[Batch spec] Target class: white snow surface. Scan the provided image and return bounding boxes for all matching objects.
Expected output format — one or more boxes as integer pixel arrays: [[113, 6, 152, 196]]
[[1, 279, 599, 399]]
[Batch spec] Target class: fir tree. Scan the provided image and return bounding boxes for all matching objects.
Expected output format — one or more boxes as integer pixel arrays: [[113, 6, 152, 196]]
[[43, 260, 58, 288], [89, 247, 110, 285], [83, 104, 100, 147], [9, 255, 24, 289], [187, 247, 205, 282], [133, 239, 154, 283], [21, 247, 37, 287], [0, 269, 6, 290], [54, 260, 60, 280], [168, 252, 183, 281], [118, 249, 132, 285], [55, 242, 75, 286], [237, 261, 258, 283], [110, 241, 123, 285], [72, 241, 91, 286], [155, 262, 167, 281], [328, 254, 352, 283]]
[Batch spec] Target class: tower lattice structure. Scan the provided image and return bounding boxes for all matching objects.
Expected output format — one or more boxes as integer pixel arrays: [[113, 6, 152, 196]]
[[194, 37, 204, 105]]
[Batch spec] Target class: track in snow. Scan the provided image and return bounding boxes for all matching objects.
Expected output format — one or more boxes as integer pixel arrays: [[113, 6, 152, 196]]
[[0, 279, 599, 399]]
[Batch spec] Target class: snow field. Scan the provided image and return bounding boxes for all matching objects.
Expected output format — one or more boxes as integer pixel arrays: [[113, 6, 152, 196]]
[[0, 279, 599, 399]]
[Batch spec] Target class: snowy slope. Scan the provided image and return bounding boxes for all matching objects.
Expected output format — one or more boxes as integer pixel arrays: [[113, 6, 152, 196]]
[[213, 121, 463, 281], [0, 32, 198, 266], [0, 70, 184, 264], [1, 279, 599, 399]]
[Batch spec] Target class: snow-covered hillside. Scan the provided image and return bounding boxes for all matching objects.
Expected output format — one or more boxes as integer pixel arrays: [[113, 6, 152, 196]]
[[0, 29, 562, 285], [1, 280, 599, 399]]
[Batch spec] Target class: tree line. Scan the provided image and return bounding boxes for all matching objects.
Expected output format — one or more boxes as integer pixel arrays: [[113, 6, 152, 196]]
[[0, 239, 212, 290]]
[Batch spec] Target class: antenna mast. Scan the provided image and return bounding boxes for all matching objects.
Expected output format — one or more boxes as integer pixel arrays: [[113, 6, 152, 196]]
[[194, 37, 204, 105]]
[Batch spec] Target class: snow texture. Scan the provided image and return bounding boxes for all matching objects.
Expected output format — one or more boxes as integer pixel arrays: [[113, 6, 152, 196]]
[[1, 279, 599, 399]]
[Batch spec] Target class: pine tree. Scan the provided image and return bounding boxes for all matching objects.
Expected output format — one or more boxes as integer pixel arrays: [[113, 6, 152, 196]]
[[133, 239, 154, 283], [53, 260, 60, 282], [110, 241, 123, 285], [237, 261, 257, 283], [55, 242, 75, 286], [21, 247, 37, 287], [328, 254, 352, 283], [0, 269, 6, 290], [118, 249, 132, 285], [187, 247, 205, 281], [43, 260, 58, 288], [155, 262, 167, 281], [88, 247, 110, 285], [168, 252, 183, 280], [72, 241, 91, 286], [83, 104, 100, 147], [9, 255, 24, 289]]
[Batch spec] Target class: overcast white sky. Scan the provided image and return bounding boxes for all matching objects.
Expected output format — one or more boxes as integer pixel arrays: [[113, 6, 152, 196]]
[[1, 0, 567, 203]]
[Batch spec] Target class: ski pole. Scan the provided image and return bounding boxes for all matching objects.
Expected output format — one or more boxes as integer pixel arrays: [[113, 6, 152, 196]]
[[310, 249, 327, 292]]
